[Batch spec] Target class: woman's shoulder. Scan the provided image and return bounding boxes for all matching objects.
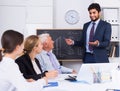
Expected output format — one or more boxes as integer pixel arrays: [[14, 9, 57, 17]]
[[15, 54, 29, 63]]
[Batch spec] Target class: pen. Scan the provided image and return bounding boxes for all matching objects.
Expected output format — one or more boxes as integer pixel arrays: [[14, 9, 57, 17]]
[[90, 66, 101, 83], [68, 75, 76, 79]]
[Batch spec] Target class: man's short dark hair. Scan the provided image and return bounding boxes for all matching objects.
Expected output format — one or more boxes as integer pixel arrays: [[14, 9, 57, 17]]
[[88, 3, 101, 12]]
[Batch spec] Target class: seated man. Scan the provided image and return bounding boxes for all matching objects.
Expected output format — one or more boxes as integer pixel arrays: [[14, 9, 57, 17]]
[[36, 33, 76, 74]]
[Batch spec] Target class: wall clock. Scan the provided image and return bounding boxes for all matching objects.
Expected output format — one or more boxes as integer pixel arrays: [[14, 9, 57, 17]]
[[65, 10, 79, 25]]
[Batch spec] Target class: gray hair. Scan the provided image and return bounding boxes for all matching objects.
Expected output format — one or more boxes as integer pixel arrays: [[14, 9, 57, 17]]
[[38, 33, 50, 44]]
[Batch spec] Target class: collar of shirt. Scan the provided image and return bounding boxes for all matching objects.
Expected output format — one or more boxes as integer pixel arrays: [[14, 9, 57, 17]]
[[1, 57, 15, 65], [91, 18, 100, 30], [41, 50, 53, 55], [86, 19, 100, 53]]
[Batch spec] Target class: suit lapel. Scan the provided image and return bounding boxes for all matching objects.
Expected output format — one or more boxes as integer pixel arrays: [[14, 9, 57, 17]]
[[84, 22, 90, 40], [25, 54, 33, 68], [25, 54, 37, 74], [84, 22, 91, 46]]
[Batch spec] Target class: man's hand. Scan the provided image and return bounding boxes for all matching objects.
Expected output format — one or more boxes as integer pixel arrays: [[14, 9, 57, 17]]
[[89, 40, 99, 46], [65, 38, 74, 45], [72, 69, 77, 74]]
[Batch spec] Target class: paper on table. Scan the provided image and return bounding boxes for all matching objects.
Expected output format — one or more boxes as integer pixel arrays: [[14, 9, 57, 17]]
[[43, 82, 58, 88]]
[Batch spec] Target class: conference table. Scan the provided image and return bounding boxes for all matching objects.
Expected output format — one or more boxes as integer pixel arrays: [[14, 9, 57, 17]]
[[42, 74, 120, 91]]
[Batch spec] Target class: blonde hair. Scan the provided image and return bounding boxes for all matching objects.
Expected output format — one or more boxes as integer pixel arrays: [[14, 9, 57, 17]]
[[24, 35, 40, 54]]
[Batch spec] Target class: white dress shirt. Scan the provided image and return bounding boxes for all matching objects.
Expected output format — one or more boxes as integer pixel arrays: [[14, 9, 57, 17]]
[[86, 19, 100, 53], [0, 57, 46, 91], [36, 50, 73, 74], [31, 60, 41, 74]]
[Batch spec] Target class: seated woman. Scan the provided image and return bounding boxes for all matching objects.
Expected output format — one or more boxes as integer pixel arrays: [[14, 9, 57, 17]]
[[0, 30, 47, 91], [15, 35, 58, 81]]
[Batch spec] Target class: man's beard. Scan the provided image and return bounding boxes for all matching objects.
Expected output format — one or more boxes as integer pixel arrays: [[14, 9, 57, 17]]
[[91, 17, 99, 22]]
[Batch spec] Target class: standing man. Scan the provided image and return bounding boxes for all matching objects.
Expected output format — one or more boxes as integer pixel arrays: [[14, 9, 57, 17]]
[[36, 33, 76, 74], [66, 3, 111, 63]]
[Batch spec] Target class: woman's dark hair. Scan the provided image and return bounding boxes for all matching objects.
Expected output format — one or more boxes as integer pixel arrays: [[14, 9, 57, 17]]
[[0, 50, 2, 61], [88, 3, 101, 12], [0, 30, 24, 61]]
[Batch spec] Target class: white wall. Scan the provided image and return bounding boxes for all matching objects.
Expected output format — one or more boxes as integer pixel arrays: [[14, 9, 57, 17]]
[[0, 0, 27, 48], [25, 0, 53, 37], [94, 0, 120, 7], [53, 0, 93, 29], [0, 0, 53, 48]]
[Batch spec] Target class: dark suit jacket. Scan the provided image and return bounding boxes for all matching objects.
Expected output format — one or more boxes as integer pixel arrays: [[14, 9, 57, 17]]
[[15, 53, 47, 80], [74, 20, 111, 63]]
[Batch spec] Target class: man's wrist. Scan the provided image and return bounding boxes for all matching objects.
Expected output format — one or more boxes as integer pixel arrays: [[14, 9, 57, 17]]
[[72, 41, 74, 45], [97, 41, 99, 46]]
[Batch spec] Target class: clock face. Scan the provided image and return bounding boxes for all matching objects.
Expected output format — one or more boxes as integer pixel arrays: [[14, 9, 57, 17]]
[[65, 10, 79, 25]]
